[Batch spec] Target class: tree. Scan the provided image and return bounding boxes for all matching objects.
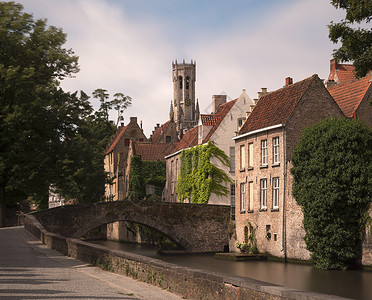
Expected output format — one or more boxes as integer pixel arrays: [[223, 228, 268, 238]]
[[328, 0, 372, 77], [93, 89, 132, 125], [0, 1, 79, 220], [291, 118, 372, 270]]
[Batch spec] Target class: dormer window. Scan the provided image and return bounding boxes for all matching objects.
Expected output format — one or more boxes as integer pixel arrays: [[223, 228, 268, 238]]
[[179, 76, 183, 89]]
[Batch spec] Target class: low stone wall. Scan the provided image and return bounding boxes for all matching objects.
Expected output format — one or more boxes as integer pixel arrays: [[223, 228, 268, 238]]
[[23, 214, 349, 300]]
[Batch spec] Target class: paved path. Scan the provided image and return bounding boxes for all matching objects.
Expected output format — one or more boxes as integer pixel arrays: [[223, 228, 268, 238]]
[[0, 226, 182, 300]]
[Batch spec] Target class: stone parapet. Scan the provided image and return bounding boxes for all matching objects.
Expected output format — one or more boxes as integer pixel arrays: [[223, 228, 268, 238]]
[[24, 214, 350, 300]]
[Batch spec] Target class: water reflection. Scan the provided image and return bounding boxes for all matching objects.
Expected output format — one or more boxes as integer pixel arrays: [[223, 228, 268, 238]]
[[90, 240, 372, 299]]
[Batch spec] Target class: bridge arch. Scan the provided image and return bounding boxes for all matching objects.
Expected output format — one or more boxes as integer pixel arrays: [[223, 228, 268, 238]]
[[32, 200, 230, 253]]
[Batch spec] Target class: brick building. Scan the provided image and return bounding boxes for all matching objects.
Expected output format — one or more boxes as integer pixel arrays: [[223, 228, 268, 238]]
[[164, 89, 254, 206], [104, 117, 147, 201], [233, 75, 343, 259]]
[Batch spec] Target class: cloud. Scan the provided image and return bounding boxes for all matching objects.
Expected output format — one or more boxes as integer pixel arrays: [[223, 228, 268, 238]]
[[18, 0, 345, 136]]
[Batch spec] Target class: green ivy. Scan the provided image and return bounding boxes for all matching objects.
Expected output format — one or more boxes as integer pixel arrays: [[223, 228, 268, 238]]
[[291, 118, 372, 270], [176, 141, 232, 204], [128, 156, 166, 201]]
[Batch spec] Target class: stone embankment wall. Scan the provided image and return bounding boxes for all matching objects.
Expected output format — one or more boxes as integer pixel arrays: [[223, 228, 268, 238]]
[[24, 214, 349, 300]]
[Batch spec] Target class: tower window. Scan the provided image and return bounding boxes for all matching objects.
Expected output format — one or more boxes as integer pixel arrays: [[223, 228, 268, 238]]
[[179, 76, 182, 89], [186, 77, 190, 90]]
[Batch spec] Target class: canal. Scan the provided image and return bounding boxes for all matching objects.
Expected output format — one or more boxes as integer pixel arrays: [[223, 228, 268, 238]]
[[91, 240, 372, 299]]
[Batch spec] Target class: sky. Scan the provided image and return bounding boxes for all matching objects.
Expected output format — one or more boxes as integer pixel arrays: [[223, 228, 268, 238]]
[[17, 0, 346, 136]]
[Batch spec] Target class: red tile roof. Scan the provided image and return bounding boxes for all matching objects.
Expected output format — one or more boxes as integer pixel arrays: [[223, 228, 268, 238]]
[[173, 126, 198, 152], [331, 64, 356, 83], [328, 73, 371, 118], [150, 120, 170, 143], [105, 124, 129, 154], [200, 114, 220, 126], [133, 142, 176, 161], [238, 75, 317, 135], [203, 99, 237, 142]]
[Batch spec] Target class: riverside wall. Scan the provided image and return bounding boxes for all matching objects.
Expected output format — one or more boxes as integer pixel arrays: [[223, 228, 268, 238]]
[[23, 214, 349, 300]]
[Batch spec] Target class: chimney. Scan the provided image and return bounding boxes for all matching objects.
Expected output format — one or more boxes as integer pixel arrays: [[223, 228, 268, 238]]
[[130, 117, 137, 124], [212, 95, 227, 113], [325, 79, 337, 89], [330, 58, 338, 73], [285, 77, 293, 86], [120, 122, 124, 127], [257, 88, 268, 100]]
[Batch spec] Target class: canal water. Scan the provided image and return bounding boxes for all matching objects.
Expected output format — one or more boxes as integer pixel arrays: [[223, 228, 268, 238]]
[[91, 240, 372, 299]]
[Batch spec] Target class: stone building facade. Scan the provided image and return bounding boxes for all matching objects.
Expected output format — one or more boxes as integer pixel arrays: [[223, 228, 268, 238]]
[[104, 117, 147, 201], [233, 75, 344, 259], [164, 89, 254, 206]]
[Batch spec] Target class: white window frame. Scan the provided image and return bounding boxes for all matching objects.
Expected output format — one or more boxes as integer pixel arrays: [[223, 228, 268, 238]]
[[261, 140, 268, 166], [273, 137, 280, 164], [248, 181, 253, 211], [240, 183, 246, 211], [260, 178, 267, 210], [240, 145, 246, 170], [248, 143, 253, 168], [272, 177, 279, 209]]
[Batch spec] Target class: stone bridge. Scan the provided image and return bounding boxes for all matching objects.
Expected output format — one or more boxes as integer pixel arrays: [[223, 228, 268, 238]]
[[31, 200, 231, 252]]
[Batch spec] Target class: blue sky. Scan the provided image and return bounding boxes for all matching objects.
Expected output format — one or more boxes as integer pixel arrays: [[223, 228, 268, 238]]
[[17, 0, 345, 136]]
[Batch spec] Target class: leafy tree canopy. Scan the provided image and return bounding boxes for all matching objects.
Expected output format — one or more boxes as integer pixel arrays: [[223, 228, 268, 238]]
[[328, 0, 372, 77], [0, 2, 129, 216], [291, 118, 372, 270]]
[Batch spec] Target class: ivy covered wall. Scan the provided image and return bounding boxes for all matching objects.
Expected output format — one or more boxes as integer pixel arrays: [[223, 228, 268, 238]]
[[128, 156, 166, 201], [176, 142, 232, 204]]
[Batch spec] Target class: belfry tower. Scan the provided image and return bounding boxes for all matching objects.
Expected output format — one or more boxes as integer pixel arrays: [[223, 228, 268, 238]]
[[171, 59, 198, 136]]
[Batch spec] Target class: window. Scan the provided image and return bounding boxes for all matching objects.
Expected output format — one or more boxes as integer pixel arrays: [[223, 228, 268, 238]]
[[179, 76, 183, 89], [240, 183, 246, 211], [166, 135, 171, 143], [237, 118, 245, 129], [186, 76, 190, 90], [124, 138, 130, 146], [273, 137, 279, 164], [230, 184, 235, 220], [230, 147, 235, 172], [244, 226, 248, 243], [248, 181, 253, 211], [261, 140, 267, 166], [260, 179, 267, 210], [248, 143, 253, 168], [240, 145, 246, 170], [171, 160, 174, 194], [273, 177, 279, 209]]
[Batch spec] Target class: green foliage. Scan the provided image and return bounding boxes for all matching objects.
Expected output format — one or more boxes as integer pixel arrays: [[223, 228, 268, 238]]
[[128, 156, 166, 201], [128, 156, 146, 201], [328, 0, 372, 77], [142, 161, 166, 188], [0, 3, 126, 211], [176, 141, 232, 204], [291, 118, 372, 269]]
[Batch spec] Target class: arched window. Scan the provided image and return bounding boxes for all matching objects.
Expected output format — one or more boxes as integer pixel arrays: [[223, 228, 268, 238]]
[[186, 76, 190, 90], [179, 76, 182, 89]]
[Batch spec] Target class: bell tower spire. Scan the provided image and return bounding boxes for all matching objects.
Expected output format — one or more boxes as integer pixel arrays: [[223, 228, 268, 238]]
[[172, 59, 197, 135]]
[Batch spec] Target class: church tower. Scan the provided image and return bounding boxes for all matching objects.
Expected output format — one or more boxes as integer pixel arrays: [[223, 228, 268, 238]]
[[171, 59, 197, 135]]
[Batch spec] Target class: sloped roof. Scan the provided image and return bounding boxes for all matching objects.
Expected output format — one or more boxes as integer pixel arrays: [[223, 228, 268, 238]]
[[150, 120, 170, 143], [200, 114, 220, 126], [238, 75, 317, 135], [105, 124, 129, 154], [173, 126, 198, 152], [133, 142, 176, 161], [328, 63, 356, 83], [328, 73, 371, 118], [203, 99, 237, 142]]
